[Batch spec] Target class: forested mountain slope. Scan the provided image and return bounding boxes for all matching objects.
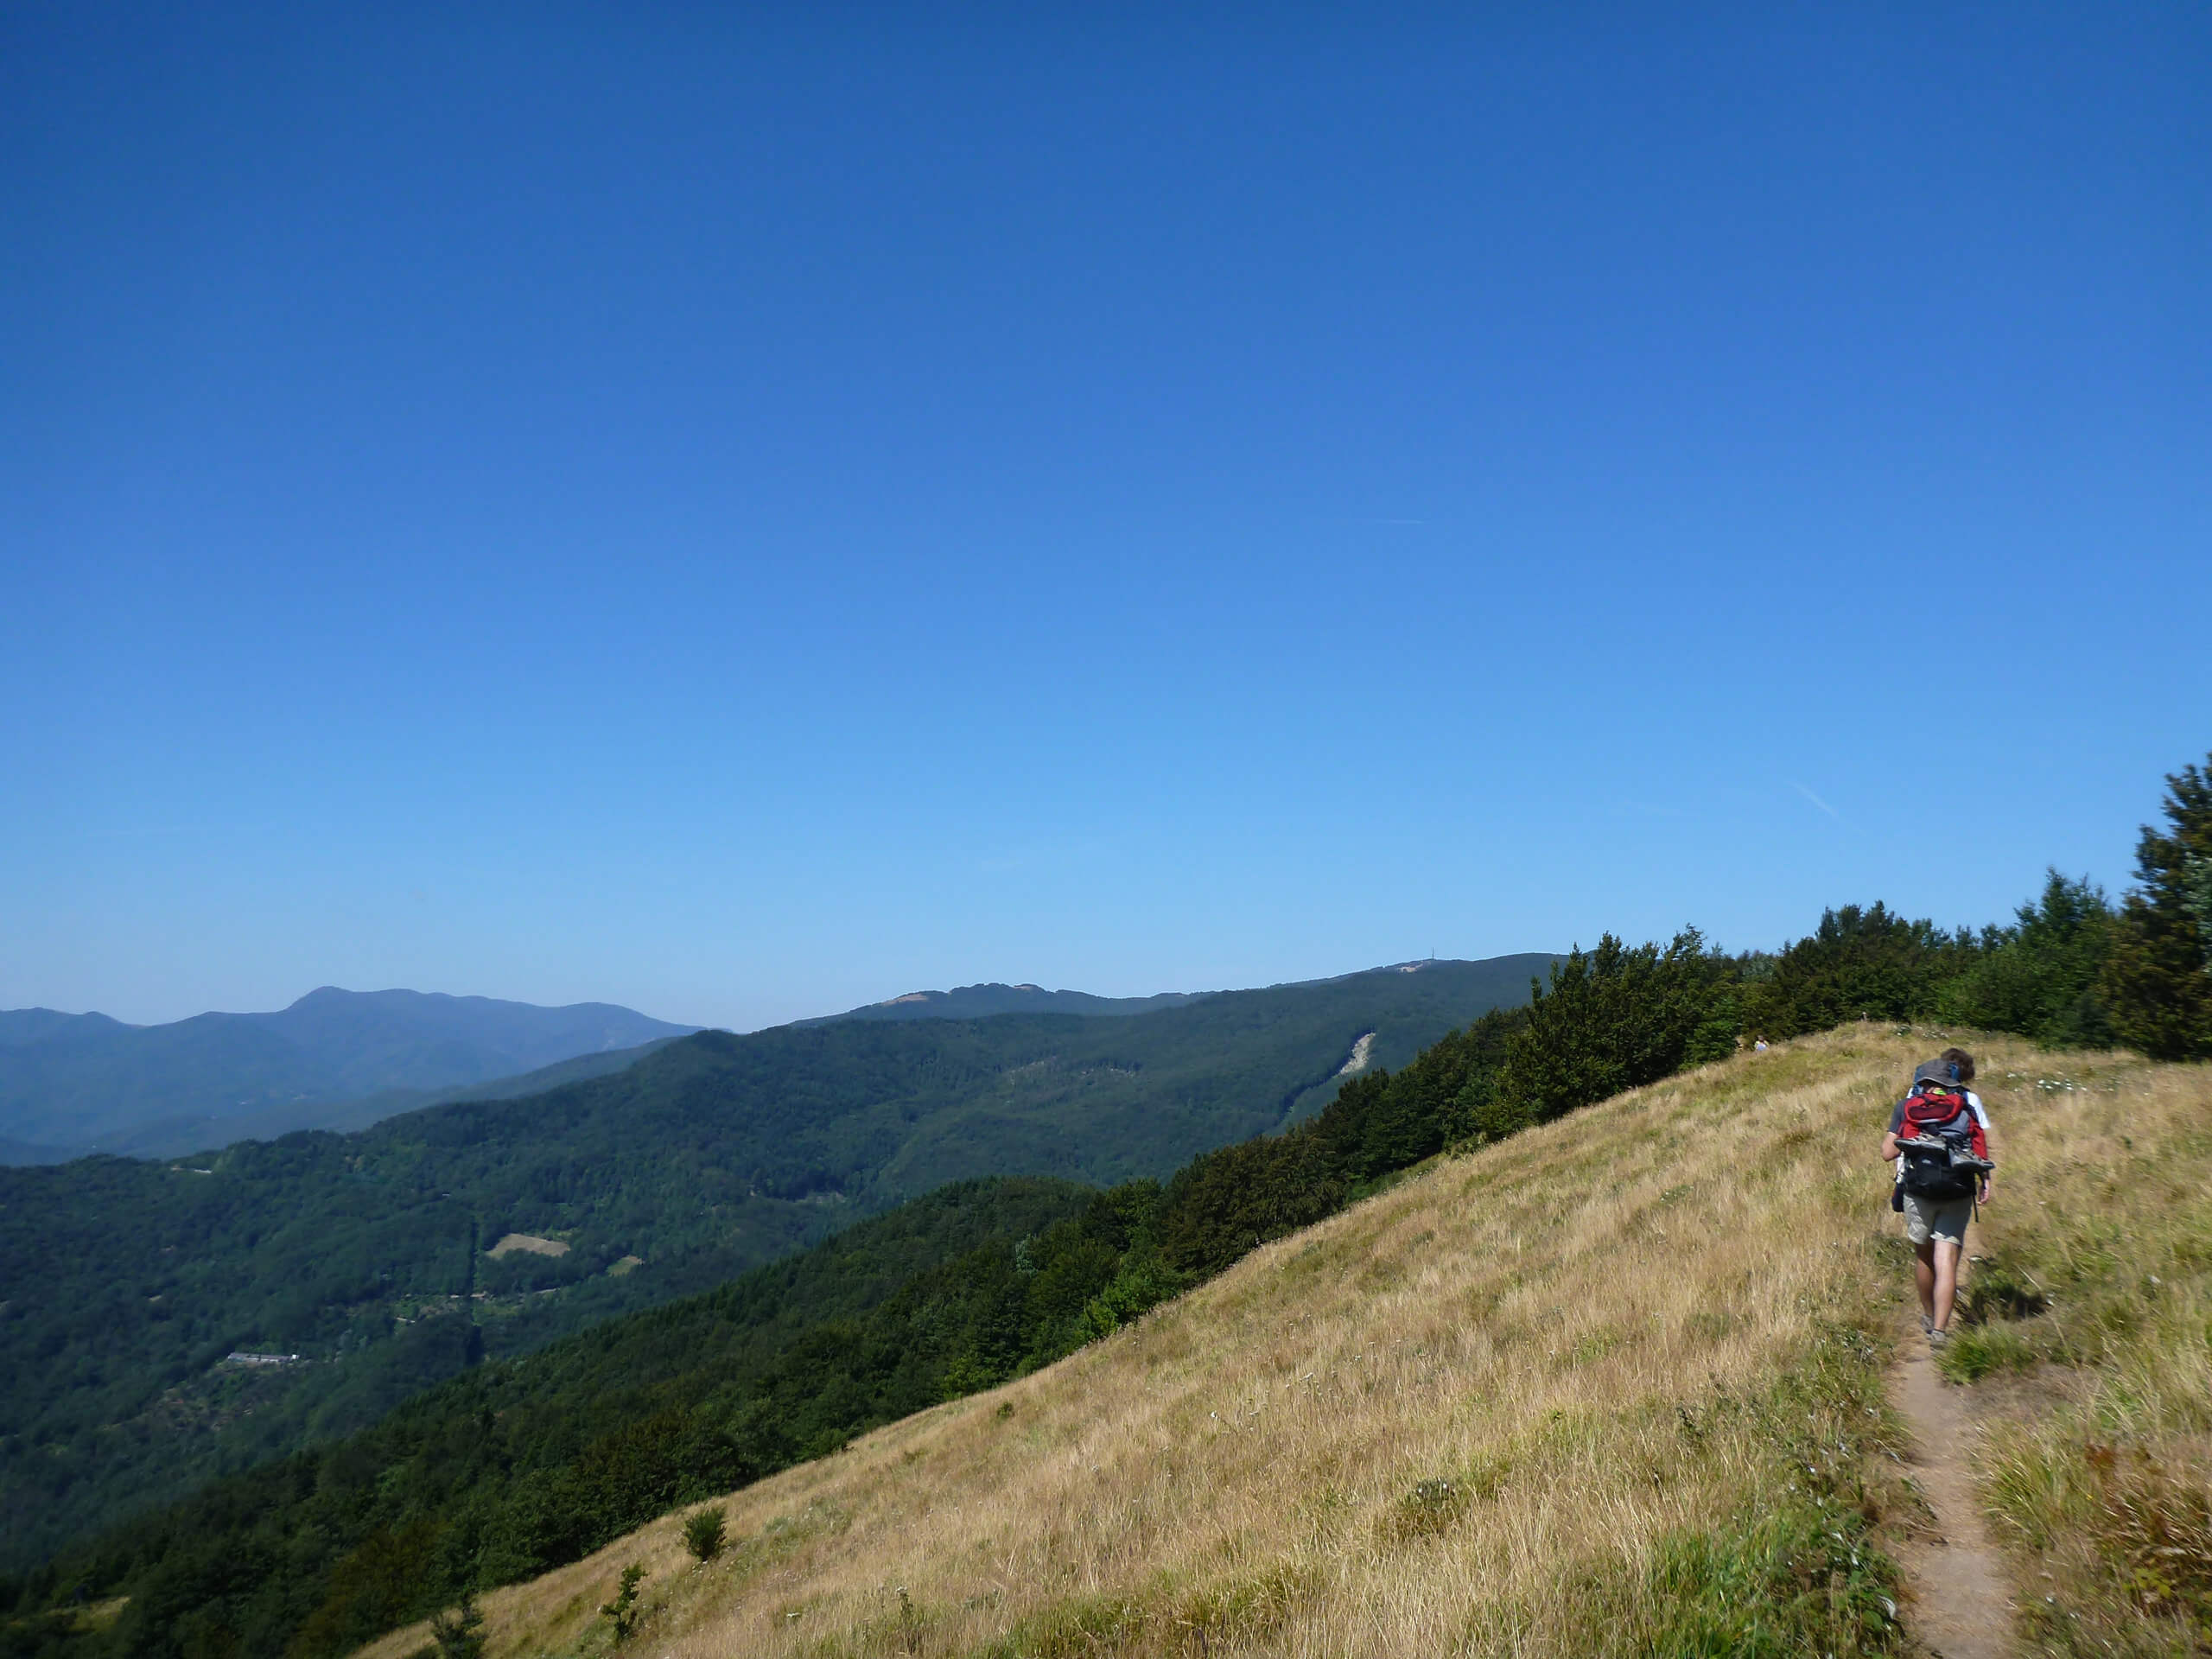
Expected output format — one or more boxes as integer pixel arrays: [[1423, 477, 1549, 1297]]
[[0, 988, 696, 1151], [0, 956, 1544, 1569], [354, 1031, 2212, 1659], [10, 1037, 688, 1165], [802, 982, 1205, 1023], [5, 999, 1525, 1658]]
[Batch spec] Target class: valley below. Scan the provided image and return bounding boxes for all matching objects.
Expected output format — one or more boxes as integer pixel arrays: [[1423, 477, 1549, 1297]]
[[0, 958, 1545, 1571]]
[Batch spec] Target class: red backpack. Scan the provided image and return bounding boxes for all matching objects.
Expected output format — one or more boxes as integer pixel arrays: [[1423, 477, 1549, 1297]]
[[1897, 1083, 1990, 1200]]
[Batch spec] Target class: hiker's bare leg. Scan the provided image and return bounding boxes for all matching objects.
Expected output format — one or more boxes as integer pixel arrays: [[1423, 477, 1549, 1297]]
[[1913, 1238, 1936, 1324], [1930, 1238, 1962, 1332]]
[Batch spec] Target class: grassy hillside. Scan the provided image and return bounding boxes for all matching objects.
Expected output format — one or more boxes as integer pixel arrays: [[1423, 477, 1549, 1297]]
[[362, 1030, 2212, 1659], [0, 957, 1541, 1570]]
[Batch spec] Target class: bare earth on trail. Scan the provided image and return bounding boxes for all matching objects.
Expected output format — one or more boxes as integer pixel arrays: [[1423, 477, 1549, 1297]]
[[1891, 1327, 2018, 1658]]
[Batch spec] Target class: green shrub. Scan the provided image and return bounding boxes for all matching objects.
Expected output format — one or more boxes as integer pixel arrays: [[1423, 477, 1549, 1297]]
[[681, 1505, 726, 1563], [1741, 903, 1977, 1039], [1377, 1477, 1470, 1544], [427, 1591, 485, 1659], [599, 1563, 645, 1643]]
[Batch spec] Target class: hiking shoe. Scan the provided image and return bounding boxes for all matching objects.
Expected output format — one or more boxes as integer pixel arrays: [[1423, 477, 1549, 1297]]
[[1920, 1313, 1934, 1336], [1929, 1328, 1950, 1351]]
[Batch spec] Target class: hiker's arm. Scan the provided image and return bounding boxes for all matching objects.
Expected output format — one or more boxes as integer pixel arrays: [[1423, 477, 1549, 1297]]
[[1881, 1130, 1900, 1162]]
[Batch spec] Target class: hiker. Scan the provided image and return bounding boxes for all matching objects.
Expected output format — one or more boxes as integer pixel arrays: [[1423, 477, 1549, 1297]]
[[1752, 1034, 1769, 1052], [1881, 1047, 1994, 1348]]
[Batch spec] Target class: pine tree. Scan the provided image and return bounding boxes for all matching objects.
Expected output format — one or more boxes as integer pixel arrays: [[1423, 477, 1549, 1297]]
[[2102, 754, 2212, 1059], [1739, 903, 1974, 1038], [600, 1564, 646, 1643], [1942, 871, 2115, 1048], [1492, 931, 1731, 1123]]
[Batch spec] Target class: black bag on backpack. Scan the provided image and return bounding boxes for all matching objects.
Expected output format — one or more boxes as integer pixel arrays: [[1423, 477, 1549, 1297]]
[[1896, 1084, 1986, 1202]]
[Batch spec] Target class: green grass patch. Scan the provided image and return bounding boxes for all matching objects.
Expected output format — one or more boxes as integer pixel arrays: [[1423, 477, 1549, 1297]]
[[1637, 1499, 1898, 1658], [967, 1594, 1145, 1658], [1573, 1319, 1906, 1656], [1938, 1320, 2039, 1382]]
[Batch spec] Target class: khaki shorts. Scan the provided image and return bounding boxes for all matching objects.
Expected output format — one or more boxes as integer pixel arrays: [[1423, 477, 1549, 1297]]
[[1902, 1190, 1974, 1247]]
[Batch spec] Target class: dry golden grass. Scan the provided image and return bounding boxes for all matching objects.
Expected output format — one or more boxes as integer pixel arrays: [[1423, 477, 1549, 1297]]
[[1934, 1048, 2212, 1656], [354, 1029, 2212, 1659]]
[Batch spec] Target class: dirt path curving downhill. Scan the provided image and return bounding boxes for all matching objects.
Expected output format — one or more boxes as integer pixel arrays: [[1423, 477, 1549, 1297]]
[[1889, 1330, 2019, 1658]]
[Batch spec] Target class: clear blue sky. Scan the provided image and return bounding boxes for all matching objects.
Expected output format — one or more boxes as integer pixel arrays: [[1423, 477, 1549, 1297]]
[[3, 4, 2206, 1030]]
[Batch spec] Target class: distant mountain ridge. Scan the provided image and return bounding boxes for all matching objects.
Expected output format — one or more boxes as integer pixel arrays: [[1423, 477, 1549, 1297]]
[[0, 988, 697, 1152], [804, 982, 1206, 1024], [808, 960, 1478, 1027], [32, 1036, 693, 1164], [3, 966, 1516, 1161]]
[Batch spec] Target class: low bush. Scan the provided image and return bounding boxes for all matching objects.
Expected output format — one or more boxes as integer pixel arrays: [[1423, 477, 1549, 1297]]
[[426, 1592, 484, 1659], [1377, 1477, 1471, 1545], [681, 1506, 726, 1563]]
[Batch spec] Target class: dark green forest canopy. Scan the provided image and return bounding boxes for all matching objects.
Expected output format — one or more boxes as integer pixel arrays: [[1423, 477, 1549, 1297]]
[[6, 1178, 1107, 1659], [0, 957, 1547, 1570]]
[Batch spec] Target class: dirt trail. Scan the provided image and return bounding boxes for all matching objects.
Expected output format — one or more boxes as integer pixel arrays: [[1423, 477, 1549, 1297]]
[[1889, 1330, 2018, 1658]]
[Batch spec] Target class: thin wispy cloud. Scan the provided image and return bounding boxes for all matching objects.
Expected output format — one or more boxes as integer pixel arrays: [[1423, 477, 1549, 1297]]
[[1791, 782, 1841, 821]]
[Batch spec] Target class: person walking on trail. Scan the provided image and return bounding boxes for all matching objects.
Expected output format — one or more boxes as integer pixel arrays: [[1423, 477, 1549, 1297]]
[[1882, 1047, 1994, 1349]]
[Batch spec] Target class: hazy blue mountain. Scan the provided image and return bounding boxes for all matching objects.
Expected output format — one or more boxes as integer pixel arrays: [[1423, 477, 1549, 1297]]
[[0, 988, 696, 1149], [805, 960, 1531, 1027], [805, 982, 1205, 1023], [0, 1008, 135, 1048], [34, 1035, 690, 1163]]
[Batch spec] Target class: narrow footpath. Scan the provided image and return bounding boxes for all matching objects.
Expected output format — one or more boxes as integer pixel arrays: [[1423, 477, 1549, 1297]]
[[1888, 1328, 2018, 1658]]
